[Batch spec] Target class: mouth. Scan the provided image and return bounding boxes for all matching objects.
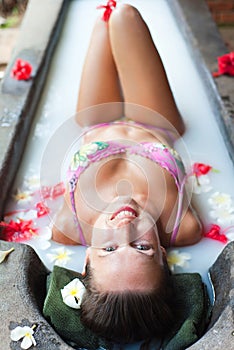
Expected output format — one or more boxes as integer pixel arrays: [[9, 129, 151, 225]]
[[110, 206, 138, 223]]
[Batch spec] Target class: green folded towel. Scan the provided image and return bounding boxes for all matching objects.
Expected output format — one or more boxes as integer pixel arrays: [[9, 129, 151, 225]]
[[43, 266, 211, 350]]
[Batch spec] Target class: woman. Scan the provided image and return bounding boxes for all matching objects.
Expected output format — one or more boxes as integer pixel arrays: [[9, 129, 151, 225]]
[[51, 2, 202, 344]]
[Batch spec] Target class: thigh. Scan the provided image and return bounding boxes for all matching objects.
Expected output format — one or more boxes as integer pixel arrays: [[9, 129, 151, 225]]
[[76, 18, 123, 126], [109, 5, 185, 135]]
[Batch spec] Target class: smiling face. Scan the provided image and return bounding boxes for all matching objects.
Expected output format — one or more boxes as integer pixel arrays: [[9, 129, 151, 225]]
[[85, 196, 166, 292]]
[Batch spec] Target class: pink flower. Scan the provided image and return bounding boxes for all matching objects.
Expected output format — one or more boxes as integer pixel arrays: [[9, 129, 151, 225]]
[[11, 58, 32, 81], [213, 52, 234, 77]]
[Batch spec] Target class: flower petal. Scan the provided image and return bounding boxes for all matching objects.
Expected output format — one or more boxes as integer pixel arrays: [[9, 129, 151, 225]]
[[208, 192, 233, 209], [0, 247, 14, 263], [21, 335, 33, 349], [61, 278, 86, 309], [10, 326, 26, 341]]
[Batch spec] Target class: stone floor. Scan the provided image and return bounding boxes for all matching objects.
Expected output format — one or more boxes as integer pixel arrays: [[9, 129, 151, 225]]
[[219, 26, 234, 51]]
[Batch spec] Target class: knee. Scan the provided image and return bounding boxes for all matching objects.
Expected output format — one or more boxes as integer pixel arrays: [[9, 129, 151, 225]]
[[109, 3, 142, 28]]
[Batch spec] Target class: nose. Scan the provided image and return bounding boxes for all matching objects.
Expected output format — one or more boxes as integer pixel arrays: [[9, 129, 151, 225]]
[[116, 221, 140, 246]]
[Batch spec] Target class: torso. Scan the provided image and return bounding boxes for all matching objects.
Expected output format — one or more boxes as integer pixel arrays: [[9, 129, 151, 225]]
[[72, 123, 182, 246]]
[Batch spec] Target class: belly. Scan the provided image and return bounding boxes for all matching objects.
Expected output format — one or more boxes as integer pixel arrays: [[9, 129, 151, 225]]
[[82, 123, 168, 145]]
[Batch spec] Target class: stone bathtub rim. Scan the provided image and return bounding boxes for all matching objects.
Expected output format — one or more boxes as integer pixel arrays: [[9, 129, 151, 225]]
[[0, 240, 233, 349]]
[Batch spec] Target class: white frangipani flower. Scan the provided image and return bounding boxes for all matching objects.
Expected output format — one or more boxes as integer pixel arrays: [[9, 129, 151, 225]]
[[210, 206, 234, 226], [167, 250, 191, 272], [23, 175, 40, 190], [33, 226, 52, 250], [13, 190, 33, 204], [46, 247, 74, 267], [61, 278, 86, 309], [4, 210, 37, 223], [189, 174, 213, 194], [10, 325, 36, 349], [208, 192, 233, 209], [0, 247, 14, 263]]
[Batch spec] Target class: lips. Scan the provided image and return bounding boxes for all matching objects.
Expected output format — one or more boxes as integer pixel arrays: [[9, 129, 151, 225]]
[[110, 206, 138, 223]]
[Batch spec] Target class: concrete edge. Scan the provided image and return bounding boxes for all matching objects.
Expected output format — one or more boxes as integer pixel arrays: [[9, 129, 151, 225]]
[[0, 0, 69, 215], [0, 240, 233, 349]]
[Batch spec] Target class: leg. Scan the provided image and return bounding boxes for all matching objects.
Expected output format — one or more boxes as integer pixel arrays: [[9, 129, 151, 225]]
[[109, 5, 185, 135], [76, 17, 123, 126]]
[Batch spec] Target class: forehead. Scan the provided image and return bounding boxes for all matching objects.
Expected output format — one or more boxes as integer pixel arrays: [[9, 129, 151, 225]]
[[92, 253, 164, 292]]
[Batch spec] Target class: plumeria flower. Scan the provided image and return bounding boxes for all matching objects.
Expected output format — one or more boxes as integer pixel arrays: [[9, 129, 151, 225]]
[[189, 174, 213, 194], [210, 206, 234, 226], [10, 325, 36, 349], [23, 175, 40, 191], [46, 247, 74, 267], [167, 250, 191, 272], [61, 278, 86, 309], [0, 247, 14, 263], [13, 189, 33, 204], [208, 192, 233, 209], [4, 209, 38, 222], [33, 226, 52, 250]]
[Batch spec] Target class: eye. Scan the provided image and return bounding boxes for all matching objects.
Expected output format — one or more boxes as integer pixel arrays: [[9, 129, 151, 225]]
[[135, 244, 151, 251], [103, 246, 117, 252]]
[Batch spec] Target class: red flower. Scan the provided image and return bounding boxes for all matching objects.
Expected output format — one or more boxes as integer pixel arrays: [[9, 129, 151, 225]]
[[0, 219, 38, 242], [193, 163, 212, 176], [11, 58, 32, 81], [204, 224, 228, 244], [97, 0, 117, 21], [213, 52, 234, 77], [36, 202, 50, 217]]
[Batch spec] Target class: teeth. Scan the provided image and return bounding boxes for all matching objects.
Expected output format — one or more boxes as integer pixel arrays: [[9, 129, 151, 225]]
[[115, 210, 135, 219]]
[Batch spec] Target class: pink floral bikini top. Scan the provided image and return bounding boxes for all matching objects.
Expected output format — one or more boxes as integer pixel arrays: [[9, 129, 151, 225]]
[[67, 121, 187, 246]]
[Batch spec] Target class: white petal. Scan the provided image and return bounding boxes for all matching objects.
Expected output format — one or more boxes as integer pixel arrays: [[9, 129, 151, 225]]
[[21, 336, 33, 349], [198, 175, 210, 185], [38, 226, 52, 240], [10, 326, 26, 341], [20, 210, 38, 220], [62, 294, 82, 309], [0, 248, 14, 263], [61, 278, 86, 309]]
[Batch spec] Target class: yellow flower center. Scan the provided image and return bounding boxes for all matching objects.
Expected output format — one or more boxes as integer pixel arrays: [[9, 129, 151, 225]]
[[70, 288, 78, 296], [56, 252, 68, 260], [168, 255, 181, 265]]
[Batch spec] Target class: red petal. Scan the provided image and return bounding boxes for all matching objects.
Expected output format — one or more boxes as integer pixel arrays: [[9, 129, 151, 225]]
[[193, 163, 212, 176], [36, 202, 50, 217], [204, 224, 228, 244]]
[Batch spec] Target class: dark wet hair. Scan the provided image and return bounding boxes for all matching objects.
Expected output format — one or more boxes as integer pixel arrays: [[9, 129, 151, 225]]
[[81, 262, 175, 344]]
